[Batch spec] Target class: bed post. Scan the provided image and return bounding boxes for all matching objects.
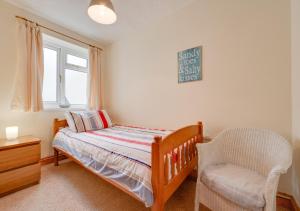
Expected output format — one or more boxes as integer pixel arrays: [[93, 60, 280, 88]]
[[188, 121, 204, 180], [197, 121, 203, 143], [53, 118, 60, 166], [151, 136, 164, 211], [54, 148, 59, 166], [53, 118, 59, 135]]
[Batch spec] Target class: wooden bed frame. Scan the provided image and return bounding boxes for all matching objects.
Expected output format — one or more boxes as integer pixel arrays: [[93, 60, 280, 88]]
[[53, 119, 203, 211]]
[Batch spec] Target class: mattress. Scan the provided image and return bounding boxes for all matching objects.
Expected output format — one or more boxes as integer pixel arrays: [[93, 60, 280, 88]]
[[52, 125, 171, 207]]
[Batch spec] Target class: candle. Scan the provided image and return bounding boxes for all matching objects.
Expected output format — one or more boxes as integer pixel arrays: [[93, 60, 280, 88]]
[[5, 126, 19, 140]]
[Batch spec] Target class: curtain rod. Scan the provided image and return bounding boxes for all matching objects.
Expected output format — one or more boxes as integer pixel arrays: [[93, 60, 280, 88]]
[[15, 15, 103, 51]]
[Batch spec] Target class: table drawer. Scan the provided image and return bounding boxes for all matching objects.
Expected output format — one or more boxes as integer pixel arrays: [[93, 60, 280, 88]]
[[0, 144, 40, 172], [0, 163, 40, 196]]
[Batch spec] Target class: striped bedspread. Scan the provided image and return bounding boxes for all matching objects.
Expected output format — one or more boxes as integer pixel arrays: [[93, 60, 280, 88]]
[[52, 125, 172, 207]]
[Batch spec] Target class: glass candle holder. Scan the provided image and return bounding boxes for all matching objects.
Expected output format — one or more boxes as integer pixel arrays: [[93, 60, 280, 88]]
[[5, 126, 19, 140]]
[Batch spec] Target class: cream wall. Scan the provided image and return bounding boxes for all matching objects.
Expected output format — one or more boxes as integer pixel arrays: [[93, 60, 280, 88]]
[[0, 0, 105, 157], [0, 0, 297, 200], [291, 0, 300, 205], [104, 0, 293, 194]]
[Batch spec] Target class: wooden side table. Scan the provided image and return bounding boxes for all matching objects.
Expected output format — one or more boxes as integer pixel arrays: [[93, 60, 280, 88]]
[[0, 136, 41, 197]]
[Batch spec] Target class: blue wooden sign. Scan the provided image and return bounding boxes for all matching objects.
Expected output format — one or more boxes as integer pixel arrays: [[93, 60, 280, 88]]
[[178, 46, 202, 83]]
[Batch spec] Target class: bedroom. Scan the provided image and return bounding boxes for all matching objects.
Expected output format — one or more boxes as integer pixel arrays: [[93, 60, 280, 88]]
[[0, 0, 299, 210]]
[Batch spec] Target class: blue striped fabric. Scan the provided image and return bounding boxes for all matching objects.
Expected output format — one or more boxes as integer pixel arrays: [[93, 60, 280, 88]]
[[53, 125, 172, 207]]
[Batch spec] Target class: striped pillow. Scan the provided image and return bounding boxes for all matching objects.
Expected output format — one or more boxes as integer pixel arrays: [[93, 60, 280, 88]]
[[65, 110, 112, 133]]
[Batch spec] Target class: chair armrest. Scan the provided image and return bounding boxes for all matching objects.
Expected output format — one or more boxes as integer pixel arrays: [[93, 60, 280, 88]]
[[196, 141, 222, 178], [263, 166, 283, 211]]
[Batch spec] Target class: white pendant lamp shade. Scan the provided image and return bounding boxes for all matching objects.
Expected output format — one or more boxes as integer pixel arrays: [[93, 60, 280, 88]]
[[88, 0, 117, 24]]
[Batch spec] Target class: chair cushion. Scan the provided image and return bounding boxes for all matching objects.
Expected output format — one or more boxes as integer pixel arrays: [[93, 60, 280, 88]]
[[201, 163, 266, 210]]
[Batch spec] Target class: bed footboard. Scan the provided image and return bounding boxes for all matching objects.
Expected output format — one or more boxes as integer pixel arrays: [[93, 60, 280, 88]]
[[151, 122, 203, 211]]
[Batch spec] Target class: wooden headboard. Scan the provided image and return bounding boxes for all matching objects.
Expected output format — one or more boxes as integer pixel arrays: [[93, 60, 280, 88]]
[[53, 118, 68, 136]]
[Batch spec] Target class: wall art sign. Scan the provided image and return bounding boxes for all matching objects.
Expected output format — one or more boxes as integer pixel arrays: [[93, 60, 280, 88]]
[[178, 46, 202, 83]]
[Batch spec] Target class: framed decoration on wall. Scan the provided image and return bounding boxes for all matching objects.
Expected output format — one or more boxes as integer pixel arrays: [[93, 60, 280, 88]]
[[178, 46, 202, 83]]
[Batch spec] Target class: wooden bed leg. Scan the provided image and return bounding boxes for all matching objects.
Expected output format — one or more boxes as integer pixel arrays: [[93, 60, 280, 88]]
[[151, 136, 165, 211], [54, 148, 59, 166], [151, 200, 164, 211]]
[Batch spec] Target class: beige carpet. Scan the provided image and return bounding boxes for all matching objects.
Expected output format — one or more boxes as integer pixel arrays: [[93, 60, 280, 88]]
[[0, 161, 196, 211], [0, 161, 290, 211]]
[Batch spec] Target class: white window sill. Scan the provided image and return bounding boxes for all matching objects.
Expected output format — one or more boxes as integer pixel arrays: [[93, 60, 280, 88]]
[[43, 104, 87, 112]]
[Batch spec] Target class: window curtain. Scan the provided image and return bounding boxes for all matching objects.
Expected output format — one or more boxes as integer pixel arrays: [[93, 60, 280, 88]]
[[88, 47, 102, 110], [11, 19, 44, 112]]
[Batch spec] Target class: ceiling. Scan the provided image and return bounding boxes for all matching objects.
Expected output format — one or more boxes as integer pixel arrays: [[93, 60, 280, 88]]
[[6, 0, 196, 45]]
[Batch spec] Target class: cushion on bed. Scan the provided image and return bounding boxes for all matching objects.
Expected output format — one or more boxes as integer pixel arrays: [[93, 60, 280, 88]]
[[65, 110, 112, 133]]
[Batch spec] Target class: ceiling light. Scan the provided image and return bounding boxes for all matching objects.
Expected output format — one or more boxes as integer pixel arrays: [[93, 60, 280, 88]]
[[88, 0, 117, 25]]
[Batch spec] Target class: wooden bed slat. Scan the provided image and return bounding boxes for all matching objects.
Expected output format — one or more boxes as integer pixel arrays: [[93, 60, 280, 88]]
[[187, 141, 190, 163], [164, 155, 169, 185], [171, 151, 175, 179], [176, 147, 180, 174]]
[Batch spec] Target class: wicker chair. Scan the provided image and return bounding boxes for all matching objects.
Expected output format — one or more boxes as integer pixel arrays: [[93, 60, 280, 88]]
[[195, 128, 293, 211]]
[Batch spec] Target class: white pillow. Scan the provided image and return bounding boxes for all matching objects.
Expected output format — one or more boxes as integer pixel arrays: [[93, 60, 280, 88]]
[[65, 110, 113, 133]]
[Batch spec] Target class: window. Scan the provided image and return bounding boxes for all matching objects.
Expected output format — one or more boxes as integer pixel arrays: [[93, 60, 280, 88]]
[[42, 34, 88, 109]]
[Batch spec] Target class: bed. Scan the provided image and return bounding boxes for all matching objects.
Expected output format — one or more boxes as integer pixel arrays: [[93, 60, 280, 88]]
[[53, 119, 203, 211]]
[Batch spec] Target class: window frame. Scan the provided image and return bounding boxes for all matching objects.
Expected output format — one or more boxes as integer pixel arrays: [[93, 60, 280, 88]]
[[42, 44, 60, 107], [43, 37, 89, 110]]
